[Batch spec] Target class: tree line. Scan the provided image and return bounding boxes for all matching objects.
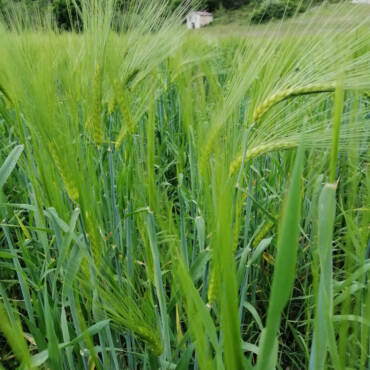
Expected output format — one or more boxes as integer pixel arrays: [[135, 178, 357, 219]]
[[0, 0, 327, 29]]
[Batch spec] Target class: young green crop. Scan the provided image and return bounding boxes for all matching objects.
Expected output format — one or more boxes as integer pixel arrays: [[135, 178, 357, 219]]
[[0, 1, 369, 369]]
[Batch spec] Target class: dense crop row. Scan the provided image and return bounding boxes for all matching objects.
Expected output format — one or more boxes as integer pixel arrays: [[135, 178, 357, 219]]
[[0, 1, 369, 369]]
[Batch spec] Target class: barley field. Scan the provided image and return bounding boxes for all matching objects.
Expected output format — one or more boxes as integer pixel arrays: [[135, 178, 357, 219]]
[[0, 1, 369, 369]]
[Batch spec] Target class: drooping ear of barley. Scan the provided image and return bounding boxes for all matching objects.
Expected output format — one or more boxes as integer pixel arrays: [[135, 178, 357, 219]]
[[86, 64, 104, 145], [229, 79, 369, 176], [230, 141, 297, 175], [94, 268, 164, 358], [201, 83, 338, 177], [49, 143, 79, 202], [253, 83, 336, 124]]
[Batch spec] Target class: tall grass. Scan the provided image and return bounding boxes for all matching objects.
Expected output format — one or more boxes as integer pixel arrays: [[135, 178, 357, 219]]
[[0, 1, 369, 369]]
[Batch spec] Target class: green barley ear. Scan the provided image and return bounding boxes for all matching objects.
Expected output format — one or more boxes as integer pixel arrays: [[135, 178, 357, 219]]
[[93, 265, 163, 357], [199, 130, 219, 177], [49, 143, 79, 202], [252, 220, 275, 248], [108, 94, 116, 115], [84, 210, 103, 267], [114, 80, 134, 149], [124, 68, 140, 89], [253, 83, 336, 124], [207, 264, 219, 305], [135, 326, 163, 357], [230, 141, 297, 176], [86, 64, 104, 145]]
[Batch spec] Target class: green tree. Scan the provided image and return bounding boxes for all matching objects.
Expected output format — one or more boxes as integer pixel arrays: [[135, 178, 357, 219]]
[[53, 0, 81, 30]]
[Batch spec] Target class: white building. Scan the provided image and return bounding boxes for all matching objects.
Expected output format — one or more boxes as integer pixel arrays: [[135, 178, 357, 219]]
[[186, 11, 213, 29], [352, 0, 370, 4]]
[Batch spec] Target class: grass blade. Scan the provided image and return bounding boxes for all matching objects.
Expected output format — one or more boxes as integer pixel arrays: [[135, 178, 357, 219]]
[[256, 144, 304, 370], [0, 145, 24, 189], [146, 211, 171, 362]]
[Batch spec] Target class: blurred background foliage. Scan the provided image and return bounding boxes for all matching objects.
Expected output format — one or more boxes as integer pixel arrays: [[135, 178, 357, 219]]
[[0, 0, 335, 29]]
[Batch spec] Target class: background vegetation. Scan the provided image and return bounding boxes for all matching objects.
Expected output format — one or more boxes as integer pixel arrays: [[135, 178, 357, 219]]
[[0, 1, 369, 369], [0, 0, 336, 29]]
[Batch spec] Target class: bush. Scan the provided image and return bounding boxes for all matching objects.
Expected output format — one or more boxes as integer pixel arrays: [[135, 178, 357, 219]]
[[250, 1, 307, 24]]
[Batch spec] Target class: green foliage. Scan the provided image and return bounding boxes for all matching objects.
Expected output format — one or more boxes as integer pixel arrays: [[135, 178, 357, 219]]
[[251, 1, 306, 24], [0, 0, 331, 28], [52, 0, 81, 30], [0, 145, 23, 190]]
